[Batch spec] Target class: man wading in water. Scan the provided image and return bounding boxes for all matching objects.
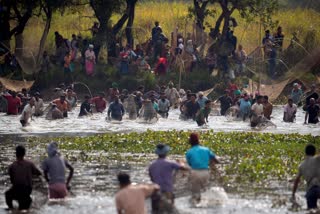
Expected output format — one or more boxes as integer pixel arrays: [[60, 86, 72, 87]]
[[149, 144, 189, 213], [42, 142, 74, 199], [292, 144, 320, 210], [108, 95, 125, 121], [5, 145, 42, 211], [115, 173, 159, 214], [186, 133, 220, 206]]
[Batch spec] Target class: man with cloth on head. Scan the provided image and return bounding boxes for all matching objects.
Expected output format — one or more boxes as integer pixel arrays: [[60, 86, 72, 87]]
[[42, 142, 74, 199], [186, 133, 220, 205], [149, 144, 189, 213]]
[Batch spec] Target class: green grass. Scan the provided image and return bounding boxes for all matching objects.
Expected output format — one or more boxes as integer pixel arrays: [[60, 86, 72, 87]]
[[28, 130, 320, 186], [22, 1, 320, 57]]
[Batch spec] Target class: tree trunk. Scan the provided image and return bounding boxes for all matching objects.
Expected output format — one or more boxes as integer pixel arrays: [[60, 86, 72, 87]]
[[37, 8, 52, 65], [14, 34, 24, 57], [194, 0, 208, 45], [0, 0, 12, 49], [11, 11, 32, 58], [125, 0, 137, 47]]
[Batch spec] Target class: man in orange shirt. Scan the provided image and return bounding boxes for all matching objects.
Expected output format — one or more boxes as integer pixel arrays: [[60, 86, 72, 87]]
[[3, 91, 21, 115], [91, 92, 107, 113], [52, 95, 68, 117]]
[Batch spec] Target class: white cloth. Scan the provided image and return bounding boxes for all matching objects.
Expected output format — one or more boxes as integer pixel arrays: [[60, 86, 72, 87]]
[[20, 104, 34, 122], [34, 98, 44, 115], [165, 88, 180, 106], [283, 104, 297, 121], [251, 103, 264, 116]]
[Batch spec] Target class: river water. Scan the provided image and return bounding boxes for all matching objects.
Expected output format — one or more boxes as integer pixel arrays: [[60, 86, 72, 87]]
[[0, 106, 318, 213], [0, 106, 319, 136]]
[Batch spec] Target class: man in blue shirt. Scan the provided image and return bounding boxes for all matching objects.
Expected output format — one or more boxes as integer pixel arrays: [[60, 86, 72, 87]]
[[108, 96, 125, 121], [149, 144, 188, 213], [186, 132, 220, 205]]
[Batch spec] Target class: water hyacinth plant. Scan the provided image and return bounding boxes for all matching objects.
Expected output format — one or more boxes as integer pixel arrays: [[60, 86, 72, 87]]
[[28, 130, 320, 187]]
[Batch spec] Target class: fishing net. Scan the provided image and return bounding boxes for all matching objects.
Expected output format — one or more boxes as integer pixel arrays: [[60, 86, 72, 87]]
[[284, 47, 320, 80], [244, 78, 291, 102], [0, 77, 34, 92], [15, 52, 40, 75]]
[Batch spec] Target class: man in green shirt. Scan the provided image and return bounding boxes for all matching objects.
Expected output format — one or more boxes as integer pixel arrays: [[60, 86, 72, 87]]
[[196, 100, 211, 126]]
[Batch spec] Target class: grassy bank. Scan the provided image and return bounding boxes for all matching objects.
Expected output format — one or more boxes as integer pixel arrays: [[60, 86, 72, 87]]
[[28, 130, 320, 185], [22, 1, 320, 56]]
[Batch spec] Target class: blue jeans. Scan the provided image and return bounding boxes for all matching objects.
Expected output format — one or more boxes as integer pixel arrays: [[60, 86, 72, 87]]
[[306, 185, 320, 209]]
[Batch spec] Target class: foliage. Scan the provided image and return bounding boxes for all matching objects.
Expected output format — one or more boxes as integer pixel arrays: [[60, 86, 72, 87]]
[[21, 2, 320, 57], [28, 130, 320, 186]]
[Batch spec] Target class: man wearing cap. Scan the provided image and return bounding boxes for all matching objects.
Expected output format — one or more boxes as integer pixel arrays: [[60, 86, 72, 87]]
[[52, 95, 68, 117], [197, 91, 208, 109], [149, 144, 189, 213], [186, 133, 220, 205], [34, 92, 44, 116], [42, 142, 74, 199], [291, 83, 303, 105], [91, 92, 107, 113]]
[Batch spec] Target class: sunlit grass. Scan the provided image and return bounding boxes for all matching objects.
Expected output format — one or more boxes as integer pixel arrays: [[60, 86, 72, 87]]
[[22, 1, 320, 56]]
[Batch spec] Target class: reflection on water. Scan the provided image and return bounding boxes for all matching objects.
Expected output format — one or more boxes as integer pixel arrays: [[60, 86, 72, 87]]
[[0, 105, 316, 213], [0, 106, 319, 136]]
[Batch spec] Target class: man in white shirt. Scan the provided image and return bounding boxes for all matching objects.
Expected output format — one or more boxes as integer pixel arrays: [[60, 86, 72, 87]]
[[34, 92, 44, 116], [250, 95, 264, 127], [283, 98, 297, 122], [158, 93, 171, 118], [20, 97, 35, 127]]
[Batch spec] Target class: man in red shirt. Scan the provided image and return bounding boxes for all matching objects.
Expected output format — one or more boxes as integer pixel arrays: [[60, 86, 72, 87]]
[[5, 145, 42, 210], [3, 91, 21, 115], [91, 92, 107, 113]]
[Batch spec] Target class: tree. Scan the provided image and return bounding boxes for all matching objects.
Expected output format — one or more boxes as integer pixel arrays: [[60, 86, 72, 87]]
[[0, 0, 38, 57], [89, 0, 138, 59], [36, 0, 73, 64]]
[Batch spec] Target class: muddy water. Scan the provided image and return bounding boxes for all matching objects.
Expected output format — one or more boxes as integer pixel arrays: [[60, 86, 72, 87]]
[[0, 106, 317, 213], [0, 106, 319, 136], [0, 137, 308, 214]]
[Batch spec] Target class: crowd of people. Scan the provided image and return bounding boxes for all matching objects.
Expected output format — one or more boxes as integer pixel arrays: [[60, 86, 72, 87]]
[[5, 132, 219, 213], [216, 81, 319, 127], [5, 134, 320, 212], [0, 79, 319, 128]]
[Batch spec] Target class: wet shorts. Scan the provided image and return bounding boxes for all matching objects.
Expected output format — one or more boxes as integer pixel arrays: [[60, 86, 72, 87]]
[[306, 185, 320, 209], [49, 183, 68, 199]]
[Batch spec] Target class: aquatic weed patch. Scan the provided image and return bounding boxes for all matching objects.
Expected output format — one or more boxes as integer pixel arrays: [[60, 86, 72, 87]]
[[28, 130, 319, 185]]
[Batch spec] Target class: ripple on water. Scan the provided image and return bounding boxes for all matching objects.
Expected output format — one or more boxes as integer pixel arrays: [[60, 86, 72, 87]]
[[0, 106, 319, 136]]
